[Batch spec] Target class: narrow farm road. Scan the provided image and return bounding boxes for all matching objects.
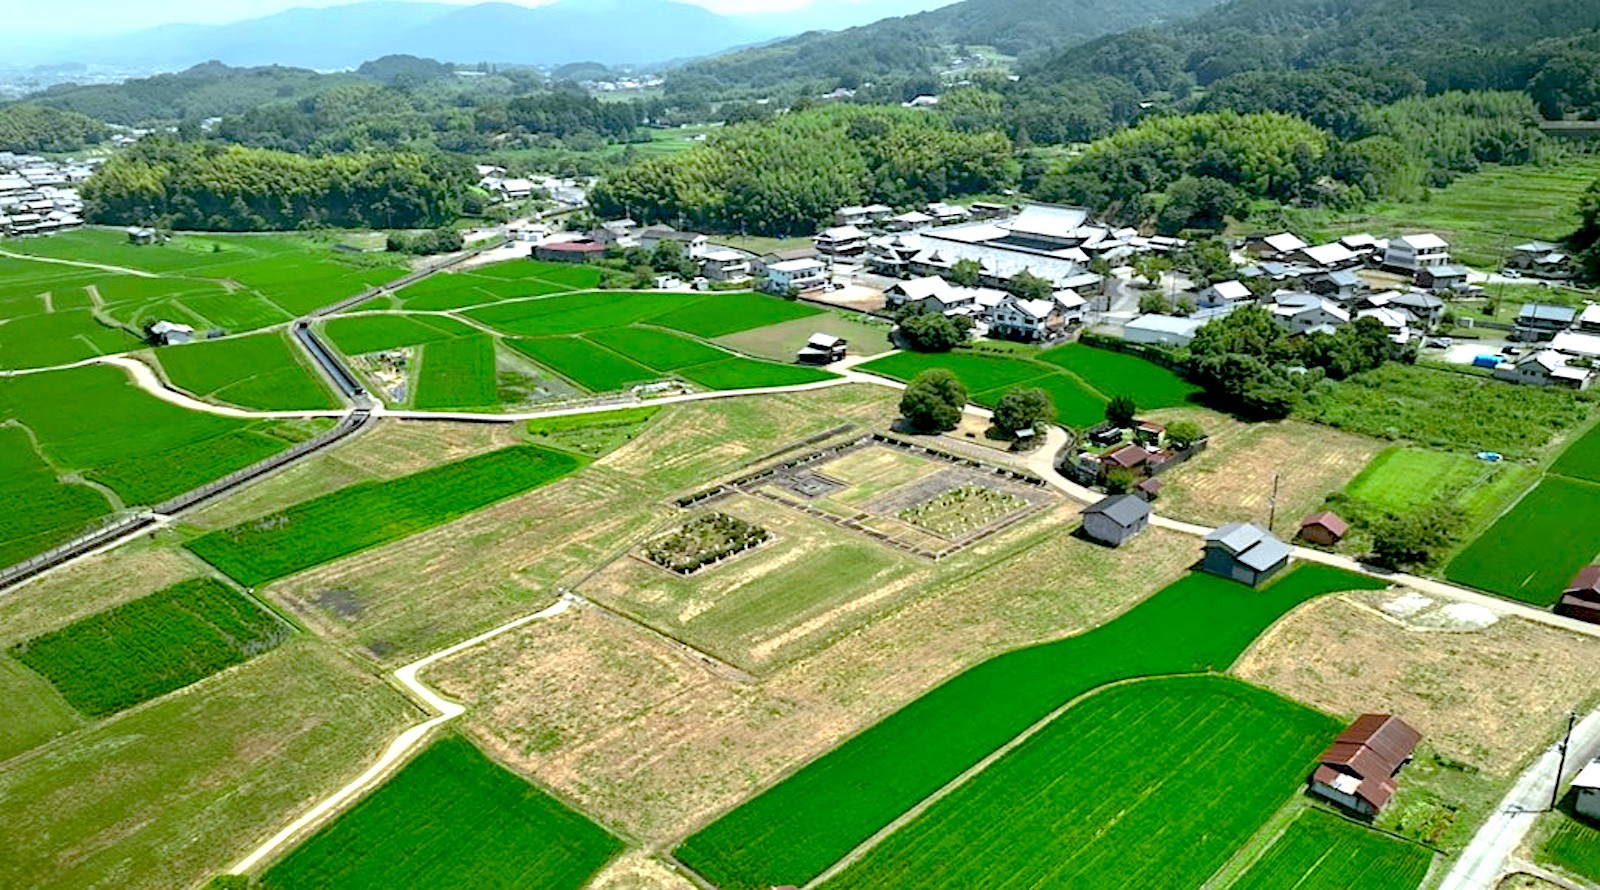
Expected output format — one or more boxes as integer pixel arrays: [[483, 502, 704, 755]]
[[93, 355, 344, 420], [0, 247, 160, 278], [1438, 708, 1600, 890], [229, 596, 575, 876]]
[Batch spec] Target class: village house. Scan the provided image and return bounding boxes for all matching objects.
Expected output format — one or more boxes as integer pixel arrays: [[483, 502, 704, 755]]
[[1417, 264, 1471, 293], [1553, 329, 1600, 363], [1197, 280, 1253, 309], [885, 210, 935, 232], [1558, 565, 1600, 624], [833, 205, 893, 227], [1515, 303, 1577, 342], [1298, 512, 1350, 546], [1386, 291, 1446, 328], [699, 248, 753, 282], [1356, 306, 1415, 344], [1579, 305, 1600, 335], [926, 202, 971, 225], [865, 234, 925, 276], [127, 226, 159, 245], [535, 239, 607, 263], [1494, 349, 1594, 390], [796, 333, 848, 365], [1203, 522, 1292, 587], [590, 219, 639, 249], [1246, 232, 1309, 260], [1507, 241, 1575, 279], [1081, 494, 1151, 547], [757, 246, 821, 274], [1308, 713, 1422, 819], [148, 320, 195, 346], [1310, 269, 1365, 300], [813, 225, 868, 258], [969, 201, 1010, 220], [987, 293, 1067, 342], [1295, 242, 1362, 271], [1133, 421, 1166, 449], [1274, 294, 1351, 336], [1124, 314, 1206, 348], [638, 227, 710, 257], [763, 257, 828, 294], [1383, 233, 1450, 273], [1339, 233, 1385, 258]]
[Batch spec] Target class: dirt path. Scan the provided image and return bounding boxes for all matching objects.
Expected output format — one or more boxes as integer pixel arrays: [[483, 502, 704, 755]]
[[0, 247, 158, 278], [228, 597, 575, 875]]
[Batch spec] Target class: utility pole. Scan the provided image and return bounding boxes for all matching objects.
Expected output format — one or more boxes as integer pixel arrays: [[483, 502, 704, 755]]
[[1553, 709, 1579, 810], [1267, 472, 1281, 532]]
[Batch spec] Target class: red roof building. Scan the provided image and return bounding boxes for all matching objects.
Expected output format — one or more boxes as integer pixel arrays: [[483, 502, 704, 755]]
[[534, 239, 607, 263], [1308, 714, 1421, 818], [1298, 511, 1350, 546], [1558, 565, 1600, 624], [1102, 444, 1151, 471]]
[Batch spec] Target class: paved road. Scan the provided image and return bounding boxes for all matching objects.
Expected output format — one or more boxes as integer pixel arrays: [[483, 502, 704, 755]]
[[1439, 709, 1600, 890]]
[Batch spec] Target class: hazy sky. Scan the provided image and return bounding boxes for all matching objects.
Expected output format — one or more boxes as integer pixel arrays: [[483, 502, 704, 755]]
[[18, 0, 948, 38]]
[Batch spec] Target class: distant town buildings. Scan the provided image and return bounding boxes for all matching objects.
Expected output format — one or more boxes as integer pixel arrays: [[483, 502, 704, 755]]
[[0, 153, 92, 238]]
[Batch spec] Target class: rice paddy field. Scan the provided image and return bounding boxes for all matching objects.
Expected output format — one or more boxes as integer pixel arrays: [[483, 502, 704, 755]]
[[0, 229, 405, 371], [1229, 809, 1433, 890], [413, 334, 498, 409], [0, 425, 114, 568], [155, 331, 339, 410], [9, 577, 288, 716], [259, 735, 623, 890], [1343, 446, 1537, 532], [187, 444, 586, 586], [857, 343, 1198, 428], [508, 336, 657, 391], [320, 313, 480, 355], [1541, 811, 1600, 884], [505, 324, 836, 394], [823, 676, 1339, 890], [1551, 422, 1600, 485], [675, 565, 1384, 889], [1446, 476, 1600, 605]]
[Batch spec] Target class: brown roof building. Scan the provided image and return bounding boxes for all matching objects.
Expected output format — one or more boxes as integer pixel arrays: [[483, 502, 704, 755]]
[[1558, 565, 1600, 624], [1308, 714, 1421, 818], [1102, 444, 1151, 471], [1298, 511, 1350, 546]]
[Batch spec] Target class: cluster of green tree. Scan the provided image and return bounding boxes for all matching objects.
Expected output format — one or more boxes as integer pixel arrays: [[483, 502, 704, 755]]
[[900, 369, 969, 432], [589, 105, 1015, 235], [81, 137, 471, 231], [26, 61, 363, 126], [664, 0, 1220, 103], [1185, 305, 1405, 418], [355, 55, 457, 87], [895, 305, 973, 352], [1573, 178, 1600, 280], [386, 227, 465, 255], [0, 103, 110, 153]]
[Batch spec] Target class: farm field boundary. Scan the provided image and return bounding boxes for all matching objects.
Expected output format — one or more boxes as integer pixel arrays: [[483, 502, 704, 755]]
[[1226, 808, 1435, 890]]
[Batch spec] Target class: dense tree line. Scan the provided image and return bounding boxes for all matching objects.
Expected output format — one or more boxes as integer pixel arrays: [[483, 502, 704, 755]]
[[28, 62, 363, 126], [0, 104, 109, 153], [589, 106, 1015, 235], [81, 137, 471, 231]]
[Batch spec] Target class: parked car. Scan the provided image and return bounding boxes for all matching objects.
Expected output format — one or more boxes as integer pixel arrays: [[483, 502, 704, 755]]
[[1424, 336, 1454, 348], [1501, 345, 1522, 356]]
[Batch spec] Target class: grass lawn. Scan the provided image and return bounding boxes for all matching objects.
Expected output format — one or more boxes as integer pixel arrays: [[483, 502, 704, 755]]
[[825, 676, 1339, 890], [0, 637, 414, 890], [715, 311, 893, 362], [0, 364, 325, 507], [1552, 422, 1600, 485], [507, 336, 657, 392], [1347, 448, 1494, 510], [1446, 476, 1600, 605], [675, 565, 1385, 889], [187, 444, 586, 586], [675, 356, 837, 391], [413, 335, 499, 410], [1298, 364, 1591, 459], [10, 578, 288, 716], [647, 291, 822, 338], [1541, 809, 1600, 884], [1230, 809, 1434, 890], [0, 425, 114, 568], [260, 735, 623, 890], [155, 331, 339, 411], [1288, 156, 1600, 269], [321, 314, 478, 356], [586, 325, 727, 370]]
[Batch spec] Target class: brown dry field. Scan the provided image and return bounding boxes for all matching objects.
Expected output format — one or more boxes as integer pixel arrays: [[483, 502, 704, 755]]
[[1148, 409, 1381, 536], [0, 539, 206, 646], [265, 385, 901, 665], [187, 419, 522, 530], [428, 519, 1196, 842], [586, 851, 699, 890], [1235, 595, 1600, 775]]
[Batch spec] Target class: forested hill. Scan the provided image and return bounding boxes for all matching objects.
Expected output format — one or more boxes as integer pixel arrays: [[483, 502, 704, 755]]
[[667, 0, 1226, 100], [1030, 0, 1600, 113], [28, 63, 364, 127]]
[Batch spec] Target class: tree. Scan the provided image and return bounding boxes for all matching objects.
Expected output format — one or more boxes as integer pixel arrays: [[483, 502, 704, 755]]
[[898, 311, 967, 352], [1138, 292, 1170, 315], [1369, 506, 1461, 570], [1105, 468, 1136, 494], [992, 387, 1055, 436], [1009, 269, 1056, 302], [950, 258, 983, 287], [1105, 394, 1137, 427], [900, 369, 968, 432], [651, 239, 696, 278], [1165, 420, 1205, 450]]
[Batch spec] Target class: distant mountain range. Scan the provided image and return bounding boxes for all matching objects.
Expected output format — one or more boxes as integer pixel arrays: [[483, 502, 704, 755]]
[[15, 0, 802, 70]]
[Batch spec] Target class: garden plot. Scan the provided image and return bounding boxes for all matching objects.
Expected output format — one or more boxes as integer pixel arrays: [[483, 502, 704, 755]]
[[644, 511, 771, 574]]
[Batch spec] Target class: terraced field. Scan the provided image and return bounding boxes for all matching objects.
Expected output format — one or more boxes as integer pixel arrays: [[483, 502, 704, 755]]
[[260, 735, 623, 889], [824, 676, 1339, 890]]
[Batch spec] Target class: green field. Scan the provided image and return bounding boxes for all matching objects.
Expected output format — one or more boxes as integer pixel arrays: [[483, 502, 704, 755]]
[[1552, 422, 1600, 484], [321, 314, 478, 355], [0, 654, 81, 760], [156, 331, 339, 410], [187, 444, 586, 585], [1542, 811, 1600, 883], [1299, 364, 1591, 459], [715, 312, 893, 362], [1230, 809, 1433, 890], [1289, 156, 1600, 268], [261, 735, 622, 889], [0, 425, 114, 567], [1343, 445, 1537, 532], [675, 565, 1385, 889], [525, 406, 661, 457], [0, 364, 323, 507], [675, 356, 836, 391], [586, 325, 726, 370], [860, 344, 1197, 429], [646, 291, 822, 338], [1446, 476, 1600, 605], [826, 676, 1339, 890], [507, 336, 656, 392], [465, 291, 696, 336], [413, 335, 498, 409], [10, 578, 288, 716], [391, 260, 595, 311]]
